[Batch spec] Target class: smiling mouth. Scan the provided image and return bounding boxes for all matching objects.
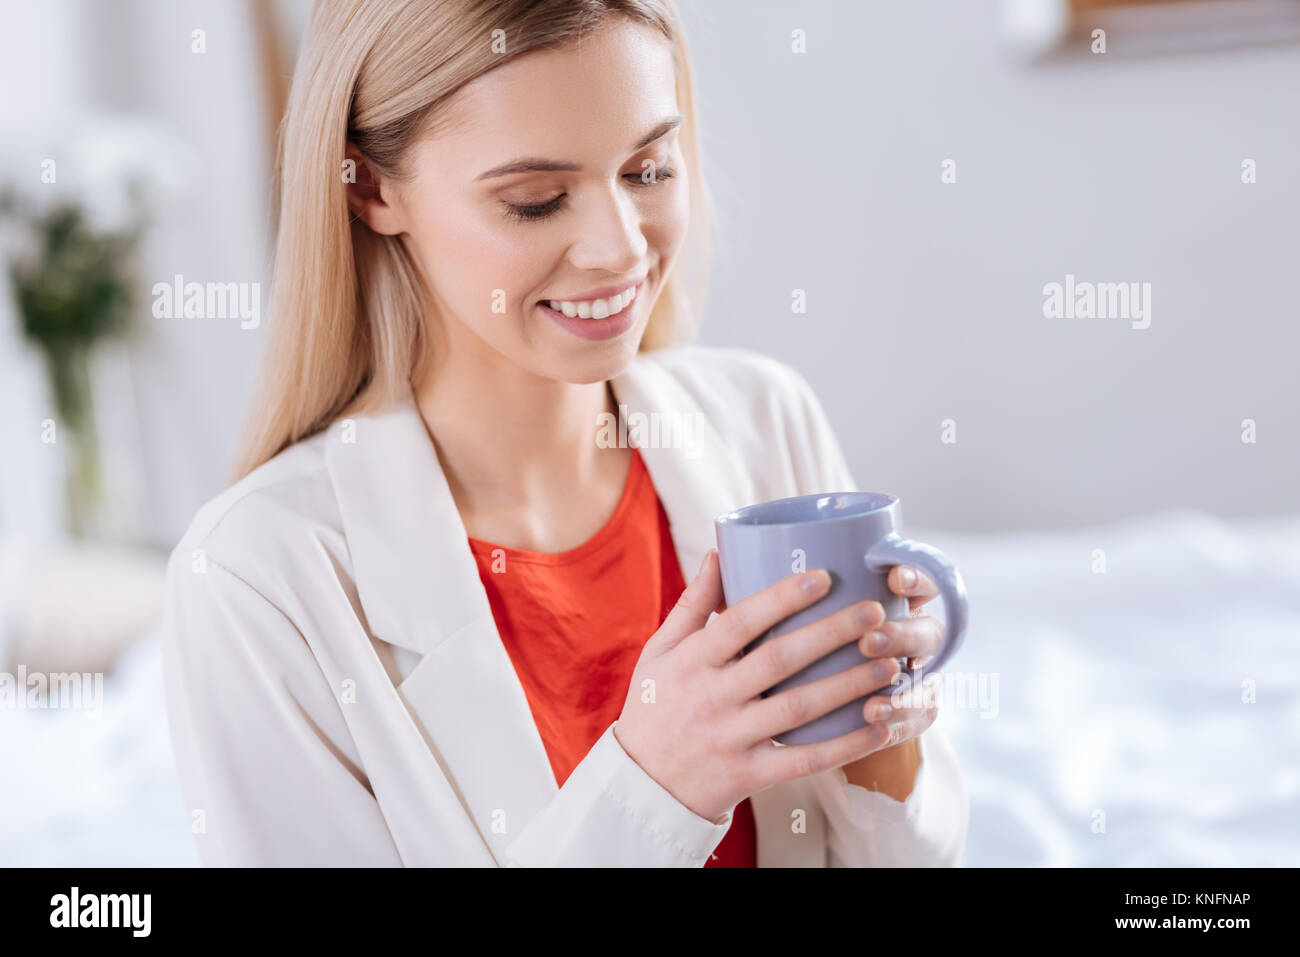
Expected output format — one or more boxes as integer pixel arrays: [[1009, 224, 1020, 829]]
[[537, 281, 640, 320]]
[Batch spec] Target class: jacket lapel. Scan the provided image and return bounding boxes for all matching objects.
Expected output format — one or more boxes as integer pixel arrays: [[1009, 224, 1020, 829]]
[[325, 384, 551, 863], [324, 350, 821, 866], [607, 354, 756, 594]]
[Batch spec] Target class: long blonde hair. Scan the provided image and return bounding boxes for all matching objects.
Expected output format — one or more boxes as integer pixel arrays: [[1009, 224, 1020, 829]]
[[229, 0, 714, 483]]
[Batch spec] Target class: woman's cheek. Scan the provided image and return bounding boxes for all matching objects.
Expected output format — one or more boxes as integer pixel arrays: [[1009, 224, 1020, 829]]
[[632, 163, 685, 264], [429, 208, 536, 320], [654, 175, 690, 266]]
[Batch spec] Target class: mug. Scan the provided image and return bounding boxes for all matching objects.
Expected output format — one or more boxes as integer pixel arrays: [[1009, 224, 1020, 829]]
[[714, 491, 968, 746]]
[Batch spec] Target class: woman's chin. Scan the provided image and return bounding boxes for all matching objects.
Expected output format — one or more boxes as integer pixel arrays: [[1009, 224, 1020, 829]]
[[550, 343, 642, 385], [535, 311, 648, 382]]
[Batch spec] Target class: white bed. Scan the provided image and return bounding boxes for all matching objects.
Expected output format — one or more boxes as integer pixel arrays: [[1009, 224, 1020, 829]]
[[916, 507, 1300, 866], [0, 618, 196, 866], [2, 506, 1297, 866]]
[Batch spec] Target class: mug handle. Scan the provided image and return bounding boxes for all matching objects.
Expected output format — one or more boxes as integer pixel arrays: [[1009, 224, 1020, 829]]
[[863, 534, 969, 688]]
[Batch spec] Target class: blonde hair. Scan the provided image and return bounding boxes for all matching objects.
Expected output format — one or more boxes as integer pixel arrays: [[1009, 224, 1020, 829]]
[[229, 0, 714, 483]]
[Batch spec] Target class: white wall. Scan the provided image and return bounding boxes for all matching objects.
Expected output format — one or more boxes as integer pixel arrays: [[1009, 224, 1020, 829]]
[[3, 0, 1296, 544], [681, 0, 1299, 531], [0, 0, 275, 546]]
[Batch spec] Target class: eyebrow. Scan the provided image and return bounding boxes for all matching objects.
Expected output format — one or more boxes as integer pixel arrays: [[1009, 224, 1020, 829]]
[[475, 114, 685, 181]]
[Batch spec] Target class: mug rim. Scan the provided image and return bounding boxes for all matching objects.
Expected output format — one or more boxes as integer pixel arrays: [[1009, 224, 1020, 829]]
[[715, 491, 898, 528]]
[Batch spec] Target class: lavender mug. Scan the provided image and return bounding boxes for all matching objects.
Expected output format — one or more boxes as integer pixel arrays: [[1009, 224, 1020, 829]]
[[714, 492, 968, 746]]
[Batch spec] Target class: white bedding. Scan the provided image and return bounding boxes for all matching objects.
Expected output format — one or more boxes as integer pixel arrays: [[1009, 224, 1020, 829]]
[[0, 620, 196, 866], [2, 506, 1296, 866], [912, 507, 1300, 866]]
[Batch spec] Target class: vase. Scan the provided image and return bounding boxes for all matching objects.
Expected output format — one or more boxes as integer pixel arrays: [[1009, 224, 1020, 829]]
[[43, 344, 104, 539]]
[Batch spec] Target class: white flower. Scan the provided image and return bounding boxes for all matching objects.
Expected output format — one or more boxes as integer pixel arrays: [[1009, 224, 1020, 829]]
[[66, 114, 195, 234], [2, 112, 196, 236]]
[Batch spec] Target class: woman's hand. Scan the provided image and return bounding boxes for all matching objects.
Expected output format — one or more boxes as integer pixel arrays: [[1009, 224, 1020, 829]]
[[612, 548, 903, 824], [853, 565, 945, 750]]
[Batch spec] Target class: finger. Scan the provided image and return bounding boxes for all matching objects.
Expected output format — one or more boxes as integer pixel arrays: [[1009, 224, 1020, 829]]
[[858, 614, 944, 662], [889, 565, 937, 600], [700, 568, 832, 666], [757, 721, 892, 783], [907, 594, 934, 614], [870, 701, 940, 751], [725, 598, 884, 700], [650, 548, 725, 654], [745, 655, 900, 743], [863, 672, 941, 719]]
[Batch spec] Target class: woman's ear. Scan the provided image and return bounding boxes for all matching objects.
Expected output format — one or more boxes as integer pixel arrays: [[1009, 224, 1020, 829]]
[[344, 142, 406, 235]]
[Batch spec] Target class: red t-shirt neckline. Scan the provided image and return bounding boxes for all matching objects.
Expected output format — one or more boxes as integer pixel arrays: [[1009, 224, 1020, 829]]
[[466, 448, 645, 566]]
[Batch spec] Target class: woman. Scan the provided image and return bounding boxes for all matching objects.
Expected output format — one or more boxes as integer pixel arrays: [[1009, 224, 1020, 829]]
[[163, 0, 969, 866]]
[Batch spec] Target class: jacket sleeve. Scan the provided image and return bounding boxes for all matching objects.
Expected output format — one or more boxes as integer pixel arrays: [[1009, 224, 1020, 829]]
[[166, 547, 731, 867], [163, 551, 406, 866], [778, 360, 972, 867], [503, 721, 733, 866], [810, 719, 970, 866]]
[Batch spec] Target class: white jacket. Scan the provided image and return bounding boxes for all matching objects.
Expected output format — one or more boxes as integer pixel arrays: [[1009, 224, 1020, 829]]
[[162, 344, 970, 866]]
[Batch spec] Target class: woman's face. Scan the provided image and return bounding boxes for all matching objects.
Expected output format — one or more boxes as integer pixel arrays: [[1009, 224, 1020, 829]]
[[371, 17, 689, 386]]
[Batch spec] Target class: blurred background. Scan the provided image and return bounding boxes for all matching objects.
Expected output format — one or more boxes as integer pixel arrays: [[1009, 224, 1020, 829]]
[[1, 0, 1296, 866]]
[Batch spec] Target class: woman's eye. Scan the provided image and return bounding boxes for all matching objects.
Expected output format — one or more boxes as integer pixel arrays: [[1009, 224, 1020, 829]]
[[631, 163, 676, 187], [503, 196, 565, 224], [502, 165, 677, 224]]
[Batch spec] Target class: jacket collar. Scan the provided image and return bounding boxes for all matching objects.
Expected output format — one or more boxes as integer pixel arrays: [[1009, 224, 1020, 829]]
[[323, 348, 754, 659]]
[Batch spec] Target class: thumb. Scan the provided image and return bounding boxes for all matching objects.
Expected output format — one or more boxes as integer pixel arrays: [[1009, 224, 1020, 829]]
[[651, 548, 724, 654]]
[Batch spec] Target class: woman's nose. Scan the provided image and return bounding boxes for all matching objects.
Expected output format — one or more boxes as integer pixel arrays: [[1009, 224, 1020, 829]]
[[566, 186, 648, 273]]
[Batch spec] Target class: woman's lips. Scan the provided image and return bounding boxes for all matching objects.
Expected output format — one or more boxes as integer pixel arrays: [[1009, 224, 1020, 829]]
[[537, 282, 642, 341]]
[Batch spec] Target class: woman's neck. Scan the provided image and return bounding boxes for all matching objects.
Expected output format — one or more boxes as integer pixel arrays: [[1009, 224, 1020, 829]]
[[412, 329, 628, 547]]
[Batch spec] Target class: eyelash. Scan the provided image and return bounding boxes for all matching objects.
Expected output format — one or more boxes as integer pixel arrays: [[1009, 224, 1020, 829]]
[[502, 166, 677, 224]]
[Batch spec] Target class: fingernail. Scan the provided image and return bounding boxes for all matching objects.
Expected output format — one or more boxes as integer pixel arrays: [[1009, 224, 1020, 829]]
[[867, 702, 892, 721], [867, 631, 888, 653], [802, 569, 830, 593], [873, 658, 894, 680], [898, 567, 917, 589]]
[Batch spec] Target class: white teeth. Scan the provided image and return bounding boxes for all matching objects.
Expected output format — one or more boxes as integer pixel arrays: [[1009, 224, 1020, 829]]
[[546, 283, 638, 319]]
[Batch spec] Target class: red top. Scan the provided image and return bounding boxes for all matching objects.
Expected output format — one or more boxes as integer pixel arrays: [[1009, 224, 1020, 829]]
[[468, 446, 756, 867]]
